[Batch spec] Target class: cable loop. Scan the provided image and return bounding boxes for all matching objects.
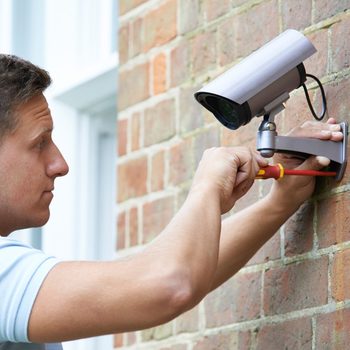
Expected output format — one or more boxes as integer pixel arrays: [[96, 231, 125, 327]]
[[302, 73, 327, 121]]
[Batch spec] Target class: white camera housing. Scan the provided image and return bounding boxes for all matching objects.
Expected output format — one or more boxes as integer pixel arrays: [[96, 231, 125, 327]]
[[194, 29, 316, 130]]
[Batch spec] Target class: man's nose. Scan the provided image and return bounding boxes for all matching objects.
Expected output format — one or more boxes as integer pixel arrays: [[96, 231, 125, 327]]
[[47, 143, 69, 178]]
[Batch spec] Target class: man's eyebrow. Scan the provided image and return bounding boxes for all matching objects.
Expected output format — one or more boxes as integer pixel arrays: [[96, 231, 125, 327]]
[[30, 126, 54, 140], [39, 124, 54, 133]]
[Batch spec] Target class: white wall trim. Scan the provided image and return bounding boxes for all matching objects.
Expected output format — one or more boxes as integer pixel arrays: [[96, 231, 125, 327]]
[[49, 53, 118, 111]]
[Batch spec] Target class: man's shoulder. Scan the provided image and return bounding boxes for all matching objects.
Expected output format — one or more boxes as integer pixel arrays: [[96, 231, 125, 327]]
[[0, 237, 30, 247], [0, 342, 45, 349], [0, 342, 62, 349], [0, 238, 60, 344]]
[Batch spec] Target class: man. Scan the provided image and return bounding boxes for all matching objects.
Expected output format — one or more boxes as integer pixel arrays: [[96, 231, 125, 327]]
[[0, 54, 343, 349]]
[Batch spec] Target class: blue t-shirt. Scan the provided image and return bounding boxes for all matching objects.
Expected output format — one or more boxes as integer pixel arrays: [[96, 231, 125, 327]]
[[0, 238, 62, 349]]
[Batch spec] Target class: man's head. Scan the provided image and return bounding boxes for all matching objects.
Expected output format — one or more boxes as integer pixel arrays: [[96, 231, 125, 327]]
[[0, 55, 69, 236], [0, 54, 51, 140]]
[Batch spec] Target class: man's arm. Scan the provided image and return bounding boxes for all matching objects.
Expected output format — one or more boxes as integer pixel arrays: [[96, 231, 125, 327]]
[[27, 147, 266, 342], [210, 118, 343, 290]]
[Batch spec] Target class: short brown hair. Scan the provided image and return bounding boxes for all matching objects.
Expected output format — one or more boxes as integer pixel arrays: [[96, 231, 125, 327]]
[[0, 54, 52, 138]]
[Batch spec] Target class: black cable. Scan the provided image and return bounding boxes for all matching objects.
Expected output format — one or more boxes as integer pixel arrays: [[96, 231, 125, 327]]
[[302, 73, 327, 121]]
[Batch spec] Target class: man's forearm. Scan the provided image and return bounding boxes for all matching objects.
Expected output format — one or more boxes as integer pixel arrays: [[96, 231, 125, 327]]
[[145, 187, 222, 301], [210, 194, 300, 291]]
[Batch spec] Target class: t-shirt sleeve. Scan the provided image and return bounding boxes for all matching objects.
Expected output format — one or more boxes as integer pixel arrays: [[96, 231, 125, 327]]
[[0, 238, 60, 343]]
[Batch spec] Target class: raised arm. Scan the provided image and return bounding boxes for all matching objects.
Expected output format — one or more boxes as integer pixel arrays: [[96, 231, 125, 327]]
[[210, 118, 344, 290], [28, 147, 266, 343]]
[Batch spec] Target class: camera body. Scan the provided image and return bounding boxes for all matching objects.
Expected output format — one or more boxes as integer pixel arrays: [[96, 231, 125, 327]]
[[194, 29, 316, 130]]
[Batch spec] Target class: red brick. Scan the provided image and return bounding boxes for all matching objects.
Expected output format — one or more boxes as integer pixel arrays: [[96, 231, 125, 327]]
[[117, 210, 126, 250], [151, 150, 165, 191], [203, 107, 216, 126], [316, 308, 350, 348], [131, 111, 141, 152], [179, 86, 206, 134], [205, 271, 261, 326], [144, 99, 176, 146], [118, 118, 128, 156], [118, 62, 150, 111], [178, 0, 203, 35], [247, 231, 281, 266], [193, 330, 251, 349], [118, 23, 129, 65], [256, 318, 312, 350], [203, 0, 231, 22], [193, 127, 220, 167], [117, 155, 148, 202], [221, 117, 260, 148], [282, 90, 315, 134], [113, 333, 124, 348], [218, 16, 237, 67], [317, 192, 350, 248], [232, 0, 250, 6], [235, 0, 279, 58], [169, 138, 194, 186], [126, 332, 136, 346], [141, 321, 173, 341], [322, 78, 350, 124], [170, 40, 191, 88], [129, 206, 138, 247], [143, 0, 177, 52], [331, 17, 350, 73], [191, 30, 217, 75], [160, 345, 187, 350], [284, 201, 314, 257], [142, 195, 175, 243], [260, 178, 274, 198], [130, 17, 143, 58], [332, 249, 350, 301], [281, 0, 312, 31], [233, 181, 260, 212], [152, 52, 167, 95], [175, 305, 199, 334], [264, 257, 328, 315], [304, 29, 328, 78], [319, 87, 350, 178], [313, 0, 350, 23], [119, 0, 148, 16]]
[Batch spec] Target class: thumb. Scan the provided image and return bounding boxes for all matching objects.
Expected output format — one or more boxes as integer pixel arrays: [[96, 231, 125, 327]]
[[296, 155, 331, 171]]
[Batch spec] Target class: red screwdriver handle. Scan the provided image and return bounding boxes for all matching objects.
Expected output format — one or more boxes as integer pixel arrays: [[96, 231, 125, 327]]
[[256, 164, 284, 180]]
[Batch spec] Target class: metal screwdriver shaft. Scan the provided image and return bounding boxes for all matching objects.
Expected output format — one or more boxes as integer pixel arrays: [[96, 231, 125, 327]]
[[256, 163, 337, 180]]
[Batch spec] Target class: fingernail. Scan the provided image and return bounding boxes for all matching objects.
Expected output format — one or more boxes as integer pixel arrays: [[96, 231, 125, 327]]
[[333, 131, 344, 138], [316, 156, 330, 166], [330, 124, 341, 131], [321, 130, 331, 136]]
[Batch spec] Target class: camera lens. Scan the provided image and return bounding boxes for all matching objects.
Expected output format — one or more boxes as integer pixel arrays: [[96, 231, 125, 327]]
[[215, 99, 241, 127], [195, 94, 251, 130]]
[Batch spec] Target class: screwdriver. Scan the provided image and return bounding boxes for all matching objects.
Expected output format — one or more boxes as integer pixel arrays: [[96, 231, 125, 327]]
[[256, 163, 337, 180]]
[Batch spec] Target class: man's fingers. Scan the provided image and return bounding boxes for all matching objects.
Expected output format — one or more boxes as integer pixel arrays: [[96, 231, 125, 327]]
[[233, 149, 268, 186], [327, 117, 337, 124], [287, 119, 343, 141], [296, 155, 331, 171]]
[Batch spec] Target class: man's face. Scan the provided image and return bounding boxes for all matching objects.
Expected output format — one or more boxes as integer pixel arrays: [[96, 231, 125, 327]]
[[0, 93, 69, 236]]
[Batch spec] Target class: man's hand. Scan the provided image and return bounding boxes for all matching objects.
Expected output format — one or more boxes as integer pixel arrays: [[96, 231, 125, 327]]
[[268, 118, 343, 212], [191, 147, 268, 214]]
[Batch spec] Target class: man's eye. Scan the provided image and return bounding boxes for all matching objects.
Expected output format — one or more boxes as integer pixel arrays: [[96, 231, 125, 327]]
[[37, 138, 47, 149]]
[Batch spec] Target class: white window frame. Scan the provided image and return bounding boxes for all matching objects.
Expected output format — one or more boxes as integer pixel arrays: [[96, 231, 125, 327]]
[[43, 61, 117, 350]]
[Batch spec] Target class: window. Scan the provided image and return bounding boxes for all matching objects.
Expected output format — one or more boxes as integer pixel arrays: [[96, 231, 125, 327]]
[[0, 1, 118, 349]]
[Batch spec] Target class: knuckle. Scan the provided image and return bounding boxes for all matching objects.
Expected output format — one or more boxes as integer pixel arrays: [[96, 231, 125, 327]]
[[301, 121, 313, 128]]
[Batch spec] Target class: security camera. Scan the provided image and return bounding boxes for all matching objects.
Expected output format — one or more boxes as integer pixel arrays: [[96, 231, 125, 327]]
[[194, 29, 316, 130], [194, 29, 349, 181]]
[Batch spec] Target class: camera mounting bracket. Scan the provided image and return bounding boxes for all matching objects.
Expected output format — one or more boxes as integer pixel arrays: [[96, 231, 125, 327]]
[[257, 112, 348, 181]]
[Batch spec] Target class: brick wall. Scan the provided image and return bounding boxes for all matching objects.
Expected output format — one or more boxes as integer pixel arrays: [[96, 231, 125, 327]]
[[116, 0, 350, 348]]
